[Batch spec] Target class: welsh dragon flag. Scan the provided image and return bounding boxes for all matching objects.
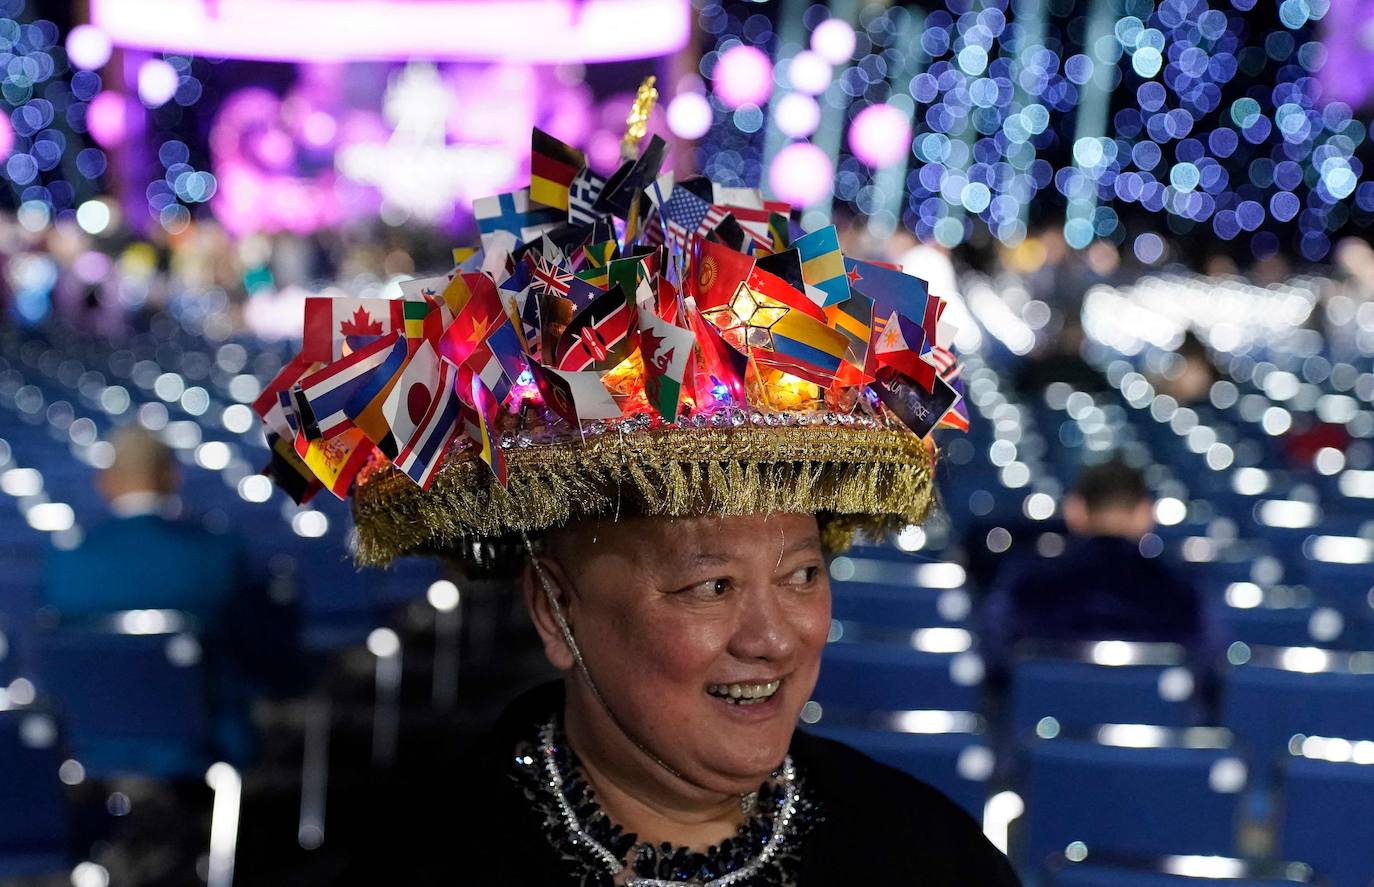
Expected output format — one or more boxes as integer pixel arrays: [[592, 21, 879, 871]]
[[636, 284, 695, 423]]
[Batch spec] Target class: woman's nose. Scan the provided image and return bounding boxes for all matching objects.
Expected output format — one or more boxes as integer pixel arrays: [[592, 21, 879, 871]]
[[727, 586, 799, 663]]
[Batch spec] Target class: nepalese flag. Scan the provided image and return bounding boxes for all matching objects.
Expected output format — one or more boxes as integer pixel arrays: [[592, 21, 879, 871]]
[[299, 331, 405, 438], [263, 431, 322, 505], [298, 426, 375, 500], [567, 166, 607, 225], [555, 285, 638, 373], [438, 273, 507, 368], [872, 310, 936, 391], [527, 361, 621, 426], [636, 301, 696, 423], [843, 257, 931, 336], [875, 372, 961, 439], [793, 226, 850, 308], [383, 341, 463, 490], [754, 308, 850, 387], [464, 318, 525, 406], [473, 189, 563, 251], [302, 297, 404, 362], [687, 236, 755, 313], [529, 128, 585, 213], [463, 374, 508, 487]]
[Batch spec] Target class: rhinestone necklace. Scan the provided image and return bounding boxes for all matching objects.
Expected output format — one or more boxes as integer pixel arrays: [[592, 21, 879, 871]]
[[537, 718, 800, 887]]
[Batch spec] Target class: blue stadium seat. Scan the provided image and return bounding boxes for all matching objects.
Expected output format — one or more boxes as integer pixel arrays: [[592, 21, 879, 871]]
[[33, 622, 216, 779], [1053, 861, 1310, 887], [1221, 650, 1374, 766], [830, 581, 971, 630], [804, 725, 991, 817], [0, 708, 70, 878], [1023, 734, 1246, 868], [1009, 645, 1200, 734], [1279, 753, 1374, 887], [812, 643, 983, 714]]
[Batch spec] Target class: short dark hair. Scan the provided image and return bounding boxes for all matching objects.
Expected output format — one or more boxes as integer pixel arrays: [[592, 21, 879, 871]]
[[1071, 459, 1151, 512]]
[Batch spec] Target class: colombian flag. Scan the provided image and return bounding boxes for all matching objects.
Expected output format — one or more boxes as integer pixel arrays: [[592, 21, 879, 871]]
[[756, 309, 849, 386]]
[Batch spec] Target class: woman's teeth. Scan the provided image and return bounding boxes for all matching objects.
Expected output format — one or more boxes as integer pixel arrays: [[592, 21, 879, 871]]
[[707, 680, 781, 705]]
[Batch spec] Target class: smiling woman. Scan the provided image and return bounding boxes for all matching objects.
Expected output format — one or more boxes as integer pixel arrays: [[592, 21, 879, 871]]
[[257, 118, 1014, 883]]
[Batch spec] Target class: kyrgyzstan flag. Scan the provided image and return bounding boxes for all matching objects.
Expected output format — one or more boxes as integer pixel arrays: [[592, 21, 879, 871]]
[[686, 236, 754, 313], [529, 128, 586, 213]]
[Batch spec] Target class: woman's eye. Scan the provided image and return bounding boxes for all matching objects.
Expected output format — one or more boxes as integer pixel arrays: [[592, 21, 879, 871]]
[[683, 578, 730, 597]]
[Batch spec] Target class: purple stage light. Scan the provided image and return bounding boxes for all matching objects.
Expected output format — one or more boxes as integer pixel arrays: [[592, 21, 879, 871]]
[[848, 103, 911, 168], [66, 25, 113, 71], [666, 92, 712, 140], [92, 0, 690, 63], [0, 114, 12, 162], [712, 44, 772, 109], [768, 141, 833, 207], [86, 91, 130, 148], [810, 19, 856, 66], [137, 59, 179, 108]]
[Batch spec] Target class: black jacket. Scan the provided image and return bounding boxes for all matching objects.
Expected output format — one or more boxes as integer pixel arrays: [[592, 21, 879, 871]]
[[358, 682, 1022, 885]]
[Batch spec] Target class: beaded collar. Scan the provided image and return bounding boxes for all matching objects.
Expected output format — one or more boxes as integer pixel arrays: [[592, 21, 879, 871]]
[[511, 716, 818, 886]]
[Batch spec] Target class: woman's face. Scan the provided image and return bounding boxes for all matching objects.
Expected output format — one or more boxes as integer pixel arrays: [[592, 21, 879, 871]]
[[544, 512, 832, 795]]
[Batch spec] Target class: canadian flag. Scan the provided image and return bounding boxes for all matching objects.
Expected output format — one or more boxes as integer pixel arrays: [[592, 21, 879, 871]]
[[302, 297, 405, 362]]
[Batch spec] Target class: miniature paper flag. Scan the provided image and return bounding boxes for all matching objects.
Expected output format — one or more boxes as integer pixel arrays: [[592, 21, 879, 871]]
[[529, 128, 585, 212], [299, 331, 405, 439], [637, 297, 696, 423], [253, 352, 315, 440], [555, 284, 638, 373], [465, 374, 508, 487], [567, 167, 607, 226], [389, 345, 463, 490], [872, 311, 936, 392], [297, 426, 374, 501], [263, 431, 322, 504], [302, 297, 404, 362], [527, 361, 621, 425], [842, 257, 931, 334], [464, 318, 525, 406], [439, 273, 507, 368], [793, 226, 850, 308], [688, 236, 754, 313]]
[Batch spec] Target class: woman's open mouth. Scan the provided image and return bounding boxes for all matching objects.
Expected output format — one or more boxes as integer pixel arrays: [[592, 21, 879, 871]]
[[705, 679, 782, 706]]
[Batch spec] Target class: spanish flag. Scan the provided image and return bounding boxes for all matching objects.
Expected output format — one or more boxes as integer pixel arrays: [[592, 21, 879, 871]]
[[530, 128, 585, 212]]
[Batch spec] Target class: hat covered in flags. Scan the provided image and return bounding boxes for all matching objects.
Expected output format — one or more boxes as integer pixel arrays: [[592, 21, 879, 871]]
[[254, 92, 968, 569]]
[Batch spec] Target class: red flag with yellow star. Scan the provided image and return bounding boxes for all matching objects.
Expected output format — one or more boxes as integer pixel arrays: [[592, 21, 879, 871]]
[[438, 273, 507, 368]]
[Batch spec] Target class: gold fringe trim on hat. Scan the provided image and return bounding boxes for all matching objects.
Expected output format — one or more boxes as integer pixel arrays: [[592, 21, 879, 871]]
[[350, 425, 935, 567]]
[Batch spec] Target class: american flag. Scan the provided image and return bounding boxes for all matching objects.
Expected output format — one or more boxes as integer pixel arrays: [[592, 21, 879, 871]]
[[661, 187, 713, 252], [567, 167, 606, 226], [925, 344, 960, 380]]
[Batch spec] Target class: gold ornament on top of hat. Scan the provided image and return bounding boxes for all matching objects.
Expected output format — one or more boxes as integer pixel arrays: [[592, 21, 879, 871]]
[[621, 75, 658, 161]]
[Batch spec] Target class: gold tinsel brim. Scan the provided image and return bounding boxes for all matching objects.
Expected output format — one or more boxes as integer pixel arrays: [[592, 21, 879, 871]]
[[350, 425, 935, 567]]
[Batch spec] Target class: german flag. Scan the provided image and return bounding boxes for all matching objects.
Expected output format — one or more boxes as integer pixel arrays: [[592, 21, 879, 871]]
[[530, 128, 585, 212]]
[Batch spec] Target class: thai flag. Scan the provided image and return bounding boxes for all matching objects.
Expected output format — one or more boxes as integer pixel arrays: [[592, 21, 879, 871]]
[[299, 332, 405, 439], [393, 357, 463, 490]]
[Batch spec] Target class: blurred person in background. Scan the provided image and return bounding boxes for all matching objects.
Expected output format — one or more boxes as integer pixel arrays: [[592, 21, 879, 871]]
[[1013, 312, 1110, 396], [980, 459, 1217, 679], [43, 426, 286, 766], [1151, 330, 1219, 407]]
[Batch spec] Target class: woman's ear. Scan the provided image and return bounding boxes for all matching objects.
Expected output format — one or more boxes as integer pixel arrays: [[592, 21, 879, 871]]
[[522, 558, 578, 672]]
